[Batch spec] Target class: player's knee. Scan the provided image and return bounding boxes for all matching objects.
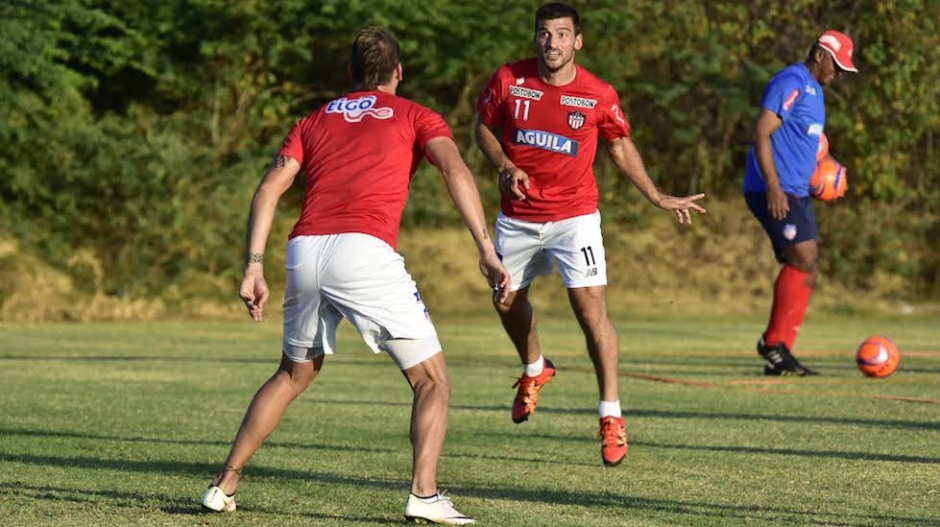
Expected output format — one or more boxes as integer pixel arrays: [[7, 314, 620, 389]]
[[579, 311, 613, 335], [277, 354, 319, 394], [786, 256, 816, 273], [806, 265, 820, 287], [416, 374, 451, 401], [492, 291, 524, 317], [493, 298, 513, 317]]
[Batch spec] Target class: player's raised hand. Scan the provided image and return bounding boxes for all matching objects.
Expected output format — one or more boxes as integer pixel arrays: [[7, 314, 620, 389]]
[[479, 252, 511, 304], [239, 271, 269, 321], [658, 193, 707, 225], [498, 165, 530, 200]]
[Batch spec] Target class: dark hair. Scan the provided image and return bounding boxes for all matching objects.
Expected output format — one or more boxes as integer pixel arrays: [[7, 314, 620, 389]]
[[349, 26, 401, 89], [806, 42, 823, 63], [535, 2, 581, 35]]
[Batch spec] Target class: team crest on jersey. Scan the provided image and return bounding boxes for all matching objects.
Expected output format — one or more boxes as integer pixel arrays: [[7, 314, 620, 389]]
[[567, 111, 586, 130], [560, 95, 597, 109], [509, 85, 543, 101], [783, 224, 797, 240], [325, 95, 393, 123], [513, 128, 578, 157]]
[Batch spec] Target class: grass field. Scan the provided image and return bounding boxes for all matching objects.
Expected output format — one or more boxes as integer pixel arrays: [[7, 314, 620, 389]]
[[1, 314, 938, 526]]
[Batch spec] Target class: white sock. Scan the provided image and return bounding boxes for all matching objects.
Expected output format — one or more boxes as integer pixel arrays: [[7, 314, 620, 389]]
[[598, 400, 622, 418], [523, 355, 544, 377]]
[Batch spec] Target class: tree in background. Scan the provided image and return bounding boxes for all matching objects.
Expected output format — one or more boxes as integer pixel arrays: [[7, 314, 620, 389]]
[[1, 0, 938, 305]]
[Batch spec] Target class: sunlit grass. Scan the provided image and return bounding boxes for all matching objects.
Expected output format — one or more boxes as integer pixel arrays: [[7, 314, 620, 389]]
[[1, 315, 938, 526]]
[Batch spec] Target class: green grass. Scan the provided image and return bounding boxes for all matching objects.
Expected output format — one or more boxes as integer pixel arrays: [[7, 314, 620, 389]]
[[1, 315, 939, 526]]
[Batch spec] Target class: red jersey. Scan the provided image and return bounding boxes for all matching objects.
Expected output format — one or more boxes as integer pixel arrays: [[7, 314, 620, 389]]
[[278, 90, 453, 249], [476, 58, 630, 222]]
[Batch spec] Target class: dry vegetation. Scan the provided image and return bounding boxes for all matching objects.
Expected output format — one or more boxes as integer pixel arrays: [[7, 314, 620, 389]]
[[2, 201, 934, 323]]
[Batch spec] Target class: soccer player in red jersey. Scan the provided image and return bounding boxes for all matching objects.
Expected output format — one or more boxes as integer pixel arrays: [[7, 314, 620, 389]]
[[201, 26, 506, 524], [475, 2, 705, 466]]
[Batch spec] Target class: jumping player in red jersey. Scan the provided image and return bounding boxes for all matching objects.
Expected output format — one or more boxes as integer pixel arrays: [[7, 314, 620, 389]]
[[474, 2, 706, 467], [201, 26, 507, 525]]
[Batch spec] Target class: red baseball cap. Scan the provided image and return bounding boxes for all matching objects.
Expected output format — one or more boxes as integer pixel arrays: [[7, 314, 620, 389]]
[[817, 30, 857, 72]]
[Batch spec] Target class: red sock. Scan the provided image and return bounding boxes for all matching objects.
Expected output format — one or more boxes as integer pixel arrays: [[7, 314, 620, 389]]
[[763, 264, 813, 350]]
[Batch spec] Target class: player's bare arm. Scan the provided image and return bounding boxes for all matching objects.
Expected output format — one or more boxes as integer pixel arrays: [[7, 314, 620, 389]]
[[753, 108, 788, 220], [425, 136, 511, 302], [240, 154, 301, 321], [474, 116, 529, 200], [606, 136, 706, 225]]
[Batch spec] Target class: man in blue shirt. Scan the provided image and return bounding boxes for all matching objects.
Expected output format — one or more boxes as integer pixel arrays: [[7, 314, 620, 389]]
[[744, 30, 857, 375]]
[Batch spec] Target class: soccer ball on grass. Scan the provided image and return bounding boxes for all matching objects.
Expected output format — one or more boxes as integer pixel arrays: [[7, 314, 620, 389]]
[[855, 335, 900, 378]]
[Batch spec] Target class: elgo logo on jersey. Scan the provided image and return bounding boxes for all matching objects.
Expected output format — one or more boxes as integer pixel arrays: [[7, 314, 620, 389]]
[[326, 95, 394, 122], [567, 111, 585, 130], [513, 128, 578, 157]]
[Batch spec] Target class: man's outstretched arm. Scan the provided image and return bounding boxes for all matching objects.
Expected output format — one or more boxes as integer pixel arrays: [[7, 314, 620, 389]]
[[606, 135, 706, 224]]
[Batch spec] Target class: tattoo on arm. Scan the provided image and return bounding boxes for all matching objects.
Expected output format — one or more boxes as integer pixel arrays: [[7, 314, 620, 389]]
[[268, 155, 288, 172], [246, 252, 264, 264]]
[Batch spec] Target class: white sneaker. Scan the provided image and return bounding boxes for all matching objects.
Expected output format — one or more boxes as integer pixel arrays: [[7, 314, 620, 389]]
[[404, 493, 475, 524], [201, 485, 236, 512]]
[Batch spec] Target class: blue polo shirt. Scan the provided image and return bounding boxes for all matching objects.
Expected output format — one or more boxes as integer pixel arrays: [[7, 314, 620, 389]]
[[743, 64, 826, 197]]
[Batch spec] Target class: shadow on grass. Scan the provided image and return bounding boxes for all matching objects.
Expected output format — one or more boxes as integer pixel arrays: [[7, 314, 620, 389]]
[[0, 355, 275, 364], [0, 482, 403, 524], [0, 427, 594, 467], [469, 430, 940, 464], [0, 462, 937, 526], [627, 408, 940, 432], [309, 399, 940, 431], [632, 440, 940, 465], [0, 427, 394, 453]]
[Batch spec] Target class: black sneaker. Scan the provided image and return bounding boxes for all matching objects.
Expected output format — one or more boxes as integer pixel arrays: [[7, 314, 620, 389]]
[[757, 340, 818, 376]]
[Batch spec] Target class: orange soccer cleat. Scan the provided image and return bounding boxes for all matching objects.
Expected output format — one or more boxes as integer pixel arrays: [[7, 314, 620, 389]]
[[510, 359, 556, 423], [599, 415, 628, 466]]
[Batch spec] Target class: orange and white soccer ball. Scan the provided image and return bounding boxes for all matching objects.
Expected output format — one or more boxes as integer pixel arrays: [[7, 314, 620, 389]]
[[856, 335, 900, 378], [809, 154, 848, 201]]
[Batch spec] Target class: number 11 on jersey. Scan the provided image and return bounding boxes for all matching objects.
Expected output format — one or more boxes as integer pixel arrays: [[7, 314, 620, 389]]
[[514, 99, 530, 121]]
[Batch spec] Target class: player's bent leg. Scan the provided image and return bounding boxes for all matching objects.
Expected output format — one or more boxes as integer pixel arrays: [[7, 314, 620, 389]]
[[762, 240, 820, 375], [493, 286, 542, 364], [495, 287, 556, 423], [783, 240, 819, 284], [202, 353, 323, 512], [498, 289, 554, 423]]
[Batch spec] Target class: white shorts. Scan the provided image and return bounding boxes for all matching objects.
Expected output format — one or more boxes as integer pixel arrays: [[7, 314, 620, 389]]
[[495, 210, 608, 291], [282, 233, 441, 370]]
